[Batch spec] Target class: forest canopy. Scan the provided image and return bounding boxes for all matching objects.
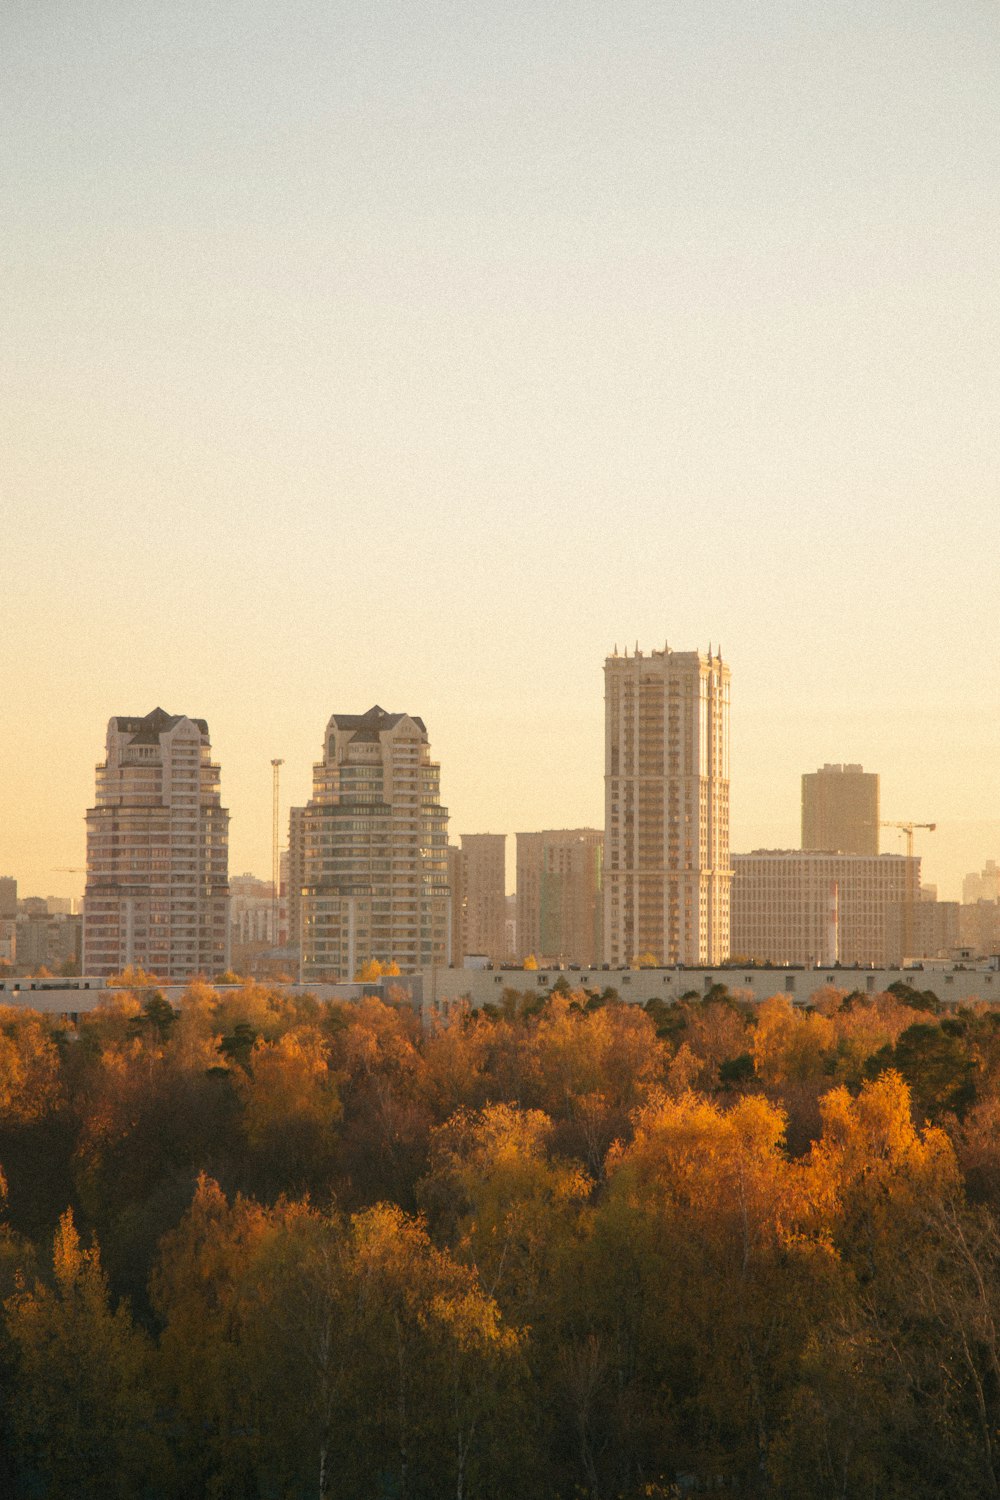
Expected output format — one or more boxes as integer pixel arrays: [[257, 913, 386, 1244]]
[[1, 978, 999, 1499]]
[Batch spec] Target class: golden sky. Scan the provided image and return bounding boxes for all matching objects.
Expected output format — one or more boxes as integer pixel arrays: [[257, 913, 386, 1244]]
[[3, 1, 999, 902]]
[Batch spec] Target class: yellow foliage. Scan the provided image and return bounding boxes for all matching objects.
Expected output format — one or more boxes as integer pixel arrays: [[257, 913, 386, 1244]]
[[107, 965, 160, 989], [752, 995, 834, 1087], [523, 954, 538, 971], [239, 1027, 342, 1155], [355, 957, 401, 981], [0, 1009, 64, 1124]]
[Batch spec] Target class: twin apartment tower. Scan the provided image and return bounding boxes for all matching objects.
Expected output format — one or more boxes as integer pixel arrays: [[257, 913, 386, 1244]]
[[82, 645, 732, 980]]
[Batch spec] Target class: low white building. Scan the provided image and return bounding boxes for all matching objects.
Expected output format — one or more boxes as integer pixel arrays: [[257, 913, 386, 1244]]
[[421, 959, 1000, 1018]]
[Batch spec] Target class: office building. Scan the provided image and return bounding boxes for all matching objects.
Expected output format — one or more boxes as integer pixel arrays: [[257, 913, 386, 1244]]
[[801, 763, 879, 857], [299, 705, 450, 980], [730, 850, 919, 967], [83, 708, 230, 980], [516, 829, 603, 964], [604, 644, 730, 966]]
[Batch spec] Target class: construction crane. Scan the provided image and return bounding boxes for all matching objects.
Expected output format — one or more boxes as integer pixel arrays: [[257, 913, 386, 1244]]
[[879, 821, 936, 961], [879, 821, 936, 859], [271, 759, 284, 947]]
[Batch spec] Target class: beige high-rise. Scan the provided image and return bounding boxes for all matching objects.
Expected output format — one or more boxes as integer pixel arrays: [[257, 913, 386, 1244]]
[[299, 706, 450, 980], [83, 708, 230, 980], [604, 645, 731, 965]]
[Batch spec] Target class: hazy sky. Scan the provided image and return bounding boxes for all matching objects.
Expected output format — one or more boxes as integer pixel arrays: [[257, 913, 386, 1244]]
[[3, 0, 999, 902]]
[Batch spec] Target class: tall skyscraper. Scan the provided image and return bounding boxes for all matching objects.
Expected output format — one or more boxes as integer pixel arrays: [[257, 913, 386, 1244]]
[[83, 708, 230, 980], [604, 644, 731, 965], [516, 829, 603, 964], [801, 763, 879, 856], [299, 706, 450, 980]]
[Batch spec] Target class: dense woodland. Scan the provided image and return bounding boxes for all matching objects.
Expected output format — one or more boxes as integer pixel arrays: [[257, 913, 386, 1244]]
[[1, 976, 1000, 1499]]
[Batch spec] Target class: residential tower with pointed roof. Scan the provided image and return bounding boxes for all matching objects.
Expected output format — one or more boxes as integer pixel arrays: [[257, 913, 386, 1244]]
[[83, 709, 230, 979], [297, 706, 450, 979]]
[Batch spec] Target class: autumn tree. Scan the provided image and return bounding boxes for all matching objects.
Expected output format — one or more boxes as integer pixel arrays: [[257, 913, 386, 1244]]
[[4, 1210, 168, 1497]]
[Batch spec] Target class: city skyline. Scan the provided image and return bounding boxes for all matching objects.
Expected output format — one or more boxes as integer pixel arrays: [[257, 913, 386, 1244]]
[[5, 655, 995, 909], [5, 2, 1000, 905]]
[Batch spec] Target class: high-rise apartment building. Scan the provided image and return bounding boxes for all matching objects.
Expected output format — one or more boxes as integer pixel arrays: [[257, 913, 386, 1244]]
[[801, 763, 879, 857], [299, 706, 450, 980], [730, 850, 918, 966], [516, 829, 603, 964], [460, 834, 506, 960], [83, 708, 230, 980], [0, 878, 16, 920], [604, 645, 730, 966]]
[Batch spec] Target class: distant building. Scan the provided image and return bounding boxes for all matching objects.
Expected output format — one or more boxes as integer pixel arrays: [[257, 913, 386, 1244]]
[[0, 920, 15, 965], [0, 878, 17, 919], [516, 829, 603, 964], [504, 893, 517, 960], [15, 912, 81, 972], [299, 706, 450, 980], [883, 890, 960, 961], [459, 834, 506, 961], [229, 873, 286, 947], [540, 832, 603, 965], [447, 845, 467, 965], [963, 860, 1000, 905], [960, 900, 1000, 956], [286, 805, 306, 952], [731, 850, 919, 966], [801, 763, 879, 857], [83, 708, 230, 980], [604, 644, 731, 965]]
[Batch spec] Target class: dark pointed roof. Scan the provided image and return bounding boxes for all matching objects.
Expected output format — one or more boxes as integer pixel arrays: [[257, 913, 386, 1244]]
[[113, 707, 209, 744], [329, 705, 427, 741]]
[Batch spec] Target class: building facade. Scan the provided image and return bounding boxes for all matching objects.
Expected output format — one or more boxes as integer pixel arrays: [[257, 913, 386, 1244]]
[[83, 708, 230, 980], [604, 644, 730, 966], [801, 763, 879, 857], [447, 845, 467, 966], [459, 833, 507, 960], [731, 850, 919, 967], [516, 829, 603, 964], [299, 706, 450, 980], [960, 899, 1000, 956]]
